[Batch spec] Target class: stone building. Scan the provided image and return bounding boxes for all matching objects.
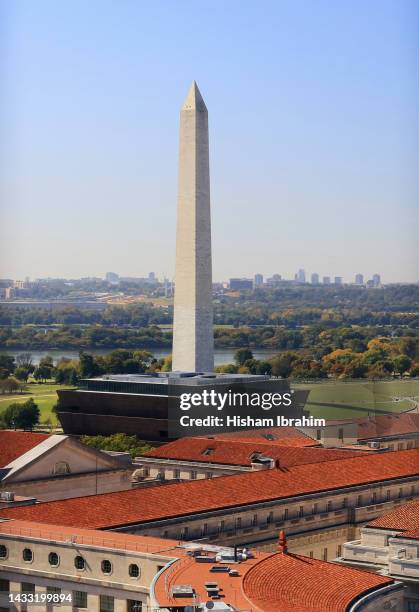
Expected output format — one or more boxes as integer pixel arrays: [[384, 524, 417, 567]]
[[339, 500, 419, 611], [0, 431, 131, 501], [2, 449, 418, 564], [133, 436, 368, 483], [0, 519, 403, 612]]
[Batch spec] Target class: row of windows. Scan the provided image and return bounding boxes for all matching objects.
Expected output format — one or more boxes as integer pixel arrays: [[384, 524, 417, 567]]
[[1, 582, 142, 612], [308, 544, 343, 561], [84, 379, 167, 397], [146, 466, 213, 480], [168, 485, 416, 540], [0, 546, 140, 578], [388, 441, 416, 451]]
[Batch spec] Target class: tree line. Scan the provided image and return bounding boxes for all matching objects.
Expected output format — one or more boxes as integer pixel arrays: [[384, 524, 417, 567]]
[[0, 331, 417, 386], [1, 285, 418, 329], [0, 321, 416, 353]]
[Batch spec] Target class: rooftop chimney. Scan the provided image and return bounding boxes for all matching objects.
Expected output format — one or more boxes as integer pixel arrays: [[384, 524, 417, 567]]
[[277, 530, 288, 554]]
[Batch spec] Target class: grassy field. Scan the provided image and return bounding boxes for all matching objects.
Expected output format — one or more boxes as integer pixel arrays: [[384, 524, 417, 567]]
[[0, 383, 69, 426], [294, 379, 419, 420]]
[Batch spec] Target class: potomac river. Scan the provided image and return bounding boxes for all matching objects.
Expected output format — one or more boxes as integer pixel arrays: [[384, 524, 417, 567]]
[[8, 348, 277, 366]]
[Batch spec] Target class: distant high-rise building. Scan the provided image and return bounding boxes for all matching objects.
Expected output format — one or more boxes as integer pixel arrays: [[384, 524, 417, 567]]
[[13, 280, 27, 289], [266, 274, 282, 287], [148, 272, 156, 281], [254, 274, 264, 288], [323, 276, 331, 285], [311, 273, 319, 284], [297, 269, 306, 283], [229, 278, 253, 290], [334, 276, 343, 285], [105, 272, 120, 285], [164, 278, 173, 298], [372, 274, 381, 287], [355, 274, 364, 285]]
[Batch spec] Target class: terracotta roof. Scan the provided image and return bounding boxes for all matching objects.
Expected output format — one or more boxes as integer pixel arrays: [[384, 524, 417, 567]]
[[0, 431, 50, 467], [144, 437, 367, 467], [367, 500, 419, 539], [208, 426, 317, 446], [357, 412, 419, 441], [154, 548, 268, 609], [154, 542, 395, 611], [242, 551, 395, 611], [1, 449, 418, 530], [0, 519, 185, 556]]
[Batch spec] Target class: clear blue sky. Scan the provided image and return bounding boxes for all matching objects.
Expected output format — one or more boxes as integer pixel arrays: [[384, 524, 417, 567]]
[[1, 0, 418, 283]]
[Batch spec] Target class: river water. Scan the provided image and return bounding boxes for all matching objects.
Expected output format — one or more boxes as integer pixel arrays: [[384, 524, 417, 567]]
[[8, 348, 277, 366]]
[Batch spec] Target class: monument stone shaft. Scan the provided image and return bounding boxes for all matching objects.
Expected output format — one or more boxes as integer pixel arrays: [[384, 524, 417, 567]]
[[172, 81, 214, 372]]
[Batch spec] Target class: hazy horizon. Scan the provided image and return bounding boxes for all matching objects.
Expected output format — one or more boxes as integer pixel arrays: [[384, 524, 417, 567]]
[[1, 1, 418, 283]]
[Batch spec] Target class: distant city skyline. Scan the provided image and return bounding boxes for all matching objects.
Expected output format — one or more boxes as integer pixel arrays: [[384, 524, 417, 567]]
[[1, 1, 418, 283], [0, 270, 398, 287], [1, 269, 405, 285]]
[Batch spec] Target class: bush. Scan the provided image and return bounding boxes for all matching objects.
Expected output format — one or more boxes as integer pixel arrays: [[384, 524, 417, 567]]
[[80, 433, 154, 458]]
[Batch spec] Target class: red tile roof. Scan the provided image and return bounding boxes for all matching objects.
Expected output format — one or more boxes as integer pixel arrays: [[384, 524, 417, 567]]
[[0, 431, 50, 468], [208, 426, 317, 446], [0, 519, 186, 556], [1, 449, 418, 530], [357, 412, 419, 441], [144, 437, 367, 467], [242, 551, 395, 611], [154, 548, 268, 609], [367, 500, 419, 539]]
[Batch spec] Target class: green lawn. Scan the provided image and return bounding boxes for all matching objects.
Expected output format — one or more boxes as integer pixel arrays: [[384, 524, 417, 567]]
[[294, 379, 419, 419], [0, 383, 71, 426]]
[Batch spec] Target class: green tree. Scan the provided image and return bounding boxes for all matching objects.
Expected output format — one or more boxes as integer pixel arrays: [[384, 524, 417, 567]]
[[34, 365, 53, 382], [3, 398, 40, 430], [0, 354, 15, 378], [234, 348, 253, 366], [69, 369, 79, 385], [399, 337, 418, 359], [79, 352, 102, 378], [393, 355, 412, 378], [255, 360, 272, 375], [270, 352, 297, 378], [15, 366, 31, 382]]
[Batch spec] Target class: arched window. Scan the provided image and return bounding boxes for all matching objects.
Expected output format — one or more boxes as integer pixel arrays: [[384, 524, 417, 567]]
[[53, 461, 71, 475], [48, 552, 59, 566], [0, 544, 7, 559], [129, 563, 140, 578], [23, 548, 33, 562], [74, 555, 85, 570], [101, 559, 112, 575]]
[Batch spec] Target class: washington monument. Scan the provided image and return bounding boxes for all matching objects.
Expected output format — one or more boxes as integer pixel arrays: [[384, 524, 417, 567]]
[[172, 81, 214, 372]]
